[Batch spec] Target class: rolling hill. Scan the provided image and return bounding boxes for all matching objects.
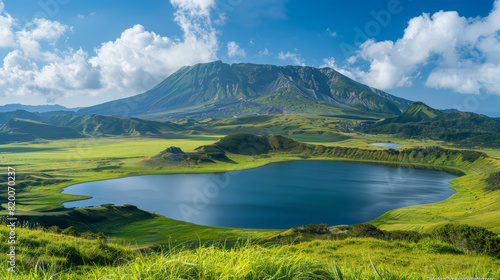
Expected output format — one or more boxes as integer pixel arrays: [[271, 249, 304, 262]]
[[366, 102, 500, 147], [41, 114, 184, 136], [0, 111, 186, 143], [0, 118, 82, 142], [79, 61, 413, 119], [394, 101, 443, 123]]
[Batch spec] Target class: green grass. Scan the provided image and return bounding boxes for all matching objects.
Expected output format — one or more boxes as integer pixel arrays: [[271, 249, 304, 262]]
[[1, 225, 499, 280]]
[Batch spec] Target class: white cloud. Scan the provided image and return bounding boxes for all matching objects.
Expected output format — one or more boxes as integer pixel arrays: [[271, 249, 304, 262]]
[[227, 41, 246, 57], [278, 50, 305, 66], [319, 57, 355, 79], [0, 2, 16, 48], [15, 18, 68, 61], [91, 0, 218, 93], [344, 0, 500, 95], [259, 48, 270, 56], [326, 28, 337, 37], [36, 49, 101, 92], [0, 0, 219, 103]]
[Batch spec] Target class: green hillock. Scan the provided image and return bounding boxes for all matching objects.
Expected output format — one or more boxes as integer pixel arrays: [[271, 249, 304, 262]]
[[394, 101, 443, 123]]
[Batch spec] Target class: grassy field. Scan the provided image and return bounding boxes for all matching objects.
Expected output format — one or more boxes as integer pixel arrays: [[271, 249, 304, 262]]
[[1, 225, 499, 279]]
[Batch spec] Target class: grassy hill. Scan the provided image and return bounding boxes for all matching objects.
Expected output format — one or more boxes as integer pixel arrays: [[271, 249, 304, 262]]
[[1, 222, 499, 279], [393, 101, 442, 123], [0, 118, 82, 141], [366, 102, 500, 147], [43, 114, 185, 136], [0, 113, 187, 143]]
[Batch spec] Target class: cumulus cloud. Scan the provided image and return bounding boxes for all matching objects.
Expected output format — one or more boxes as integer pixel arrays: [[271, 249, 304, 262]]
[[344, 0, 500, 95], [326, 28, 337, 37], [0, 4, 15, 48], [15, 18, 68, 61], [278, 50, 305, 66], [320, 57, 355, 79], [227, 41, 246, 57], [259, 48, 270, 56], [0, 0, 219, 102]]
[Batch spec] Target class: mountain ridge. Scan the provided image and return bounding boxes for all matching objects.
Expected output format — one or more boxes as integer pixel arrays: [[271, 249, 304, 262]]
[[367, 101, 500, 147], [0, 104, 79, 113], [78, 61, 413, 119]]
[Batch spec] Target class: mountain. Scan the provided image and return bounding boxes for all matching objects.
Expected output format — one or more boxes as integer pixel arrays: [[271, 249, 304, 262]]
[[366, 102, 500, 147], [0, 104, 77, 113], [440, 108, 460, 113], [0, 110, 40, 125], [41, 114, 184, 136], [394, 102, 443, 123], [0, 118, 82, 142], [79, 61, 413, 119], [0, 110, 186, 143]]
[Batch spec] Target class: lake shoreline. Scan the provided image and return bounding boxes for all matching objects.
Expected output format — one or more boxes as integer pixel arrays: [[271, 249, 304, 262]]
[[63, 160, 458, 229]]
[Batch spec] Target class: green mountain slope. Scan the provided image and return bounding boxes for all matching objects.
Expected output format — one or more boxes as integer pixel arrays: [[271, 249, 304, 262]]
[[79, 61, 412, 119], [42, 114, 184, 136], [0, 112, 186, 143], [0, 110, 40, 125], [0, 118, 83, 141], [366, 102, 500, 147], [394, 101, 443, 123]]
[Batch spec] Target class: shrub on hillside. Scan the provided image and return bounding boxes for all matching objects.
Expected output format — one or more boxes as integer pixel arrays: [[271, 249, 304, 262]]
[[386, 230, 426, 242], [292, 224, 329, 234], [347, 224, 385, 238], [417, 238, 463, 254], [433, 223, 500, 258], [484, 171, 500, 192]]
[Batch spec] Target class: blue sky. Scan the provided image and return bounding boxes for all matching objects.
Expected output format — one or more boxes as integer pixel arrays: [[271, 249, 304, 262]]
[[0, 0, 499, 116]]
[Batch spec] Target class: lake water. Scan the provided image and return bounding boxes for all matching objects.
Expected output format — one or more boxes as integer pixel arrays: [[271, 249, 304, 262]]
[[370, 142, 404, 149], [63, 161, 456, 229]]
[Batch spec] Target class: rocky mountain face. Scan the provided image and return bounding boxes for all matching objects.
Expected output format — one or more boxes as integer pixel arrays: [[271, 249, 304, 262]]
[[79, 61, 413, 119]]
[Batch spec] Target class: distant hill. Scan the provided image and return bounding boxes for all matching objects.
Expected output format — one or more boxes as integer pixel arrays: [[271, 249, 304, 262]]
[[440, 108, 460, 113], [366, 102, 500, 147], [0, 118, 82, 142], [0, 110, 40, 125], [0, 104, 77, 113], [0, 110, 186, 143], [42, 114, 184, 136], [79, 61, 412, 119], [394, 102, 442, 123]]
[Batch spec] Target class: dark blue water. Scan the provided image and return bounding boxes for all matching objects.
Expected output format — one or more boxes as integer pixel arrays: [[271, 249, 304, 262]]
[[63, 161, 457, 229]]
